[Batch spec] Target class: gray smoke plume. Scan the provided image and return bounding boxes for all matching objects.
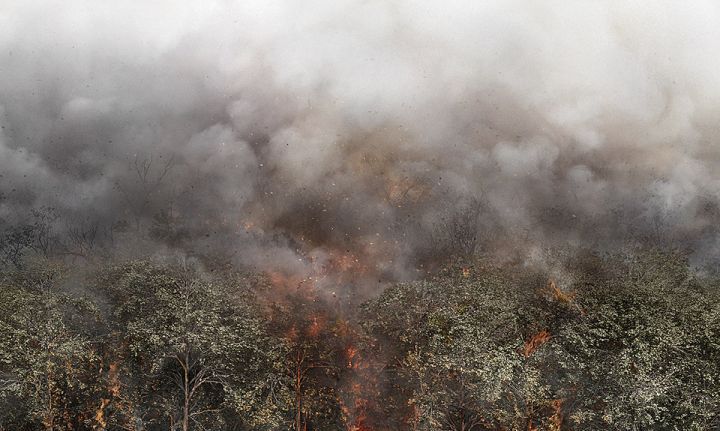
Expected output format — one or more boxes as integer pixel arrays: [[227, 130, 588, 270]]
[[1, 1, 719, 283]]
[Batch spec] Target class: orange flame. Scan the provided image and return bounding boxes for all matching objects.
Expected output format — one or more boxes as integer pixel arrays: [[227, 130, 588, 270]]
[[550, 398, 563, 430], [522, 329, 551, 357], [545, 279, 575, 304], [340, 341, 378, 431], [92, 361, 121, 430], [93, 398, 110, 429]]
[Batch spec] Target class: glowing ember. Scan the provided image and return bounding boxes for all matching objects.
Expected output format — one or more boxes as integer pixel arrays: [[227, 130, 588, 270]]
[[346, 345, 359, 368]]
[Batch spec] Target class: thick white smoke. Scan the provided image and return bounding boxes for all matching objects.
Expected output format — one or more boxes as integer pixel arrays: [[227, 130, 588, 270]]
[[0, 0, 719, 278]]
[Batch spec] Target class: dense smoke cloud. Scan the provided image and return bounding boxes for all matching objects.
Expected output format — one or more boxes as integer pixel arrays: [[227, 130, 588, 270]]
[[1, 0, 719, 280]]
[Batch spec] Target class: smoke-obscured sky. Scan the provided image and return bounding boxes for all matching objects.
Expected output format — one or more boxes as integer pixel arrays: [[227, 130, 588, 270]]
[[1, 1, 719, 278]]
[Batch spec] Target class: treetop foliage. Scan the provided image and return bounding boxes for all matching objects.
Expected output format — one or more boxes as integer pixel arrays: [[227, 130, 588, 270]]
[[0, 250, 718, 430]]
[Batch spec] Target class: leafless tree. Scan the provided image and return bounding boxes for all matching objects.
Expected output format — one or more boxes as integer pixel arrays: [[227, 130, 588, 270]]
[[0, 207, 59, 268], [116, 153, 175, 231], [30, 207, 59, 257], [63, 220, 100, 259]]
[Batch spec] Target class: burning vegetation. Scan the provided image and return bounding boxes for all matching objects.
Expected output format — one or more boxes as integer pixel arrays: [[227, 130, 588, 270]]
[[1, 219, 720, 431], [2, 2, 720, 430]]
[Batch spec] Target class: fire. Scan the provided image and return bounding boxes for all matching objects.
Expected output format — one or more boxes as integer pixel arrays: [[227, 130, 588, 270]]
[[545, 279, 574, 304], [346, 345, 359, 368], [522, 329, 551, 357], [258, 239, 383, 430], [267, 271, 306, 290], [307, 315, 325, 338], [549, 399, 563, 430], [527, 398, 563, 431], [107, 363, 120, 398], [312, 249, 371, 287], [93, 398, 110, 430], [342, 381, 372, 431], [91, 361, 122, 430], [339, 340, 379, 431], [286, 324, 299, 341], [333, 253, 364, 273]]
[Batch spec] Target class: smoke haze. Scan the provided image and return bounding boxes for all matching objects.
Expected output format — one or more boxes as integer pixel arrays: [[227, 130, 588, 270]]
[[1, 0, 719, 281]]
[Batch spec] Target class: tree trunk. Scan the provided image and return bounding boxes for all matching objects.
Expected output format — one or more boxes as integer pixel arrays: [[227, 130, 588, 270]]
[[295, 371, 302, 430], [44, 366, 54, 430], [182, 353, 190, 431], [295, 351, 303, 431]]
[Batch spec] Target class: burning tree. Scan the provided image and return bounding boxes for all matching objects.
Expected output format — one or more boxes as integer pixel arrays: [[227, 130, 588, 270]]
[[1, 242, 719, 431], [266, 293, 347, 431], [545, 251, 720, 430], [363, 265, 555, 430], [364, 251, 720, 431]]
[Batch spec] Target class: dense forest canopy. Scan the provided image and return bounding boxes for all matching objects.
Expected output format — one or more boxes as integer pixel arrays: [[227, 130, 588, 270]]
[[0, 245, 719, 430], [2, 1, 720, 430]]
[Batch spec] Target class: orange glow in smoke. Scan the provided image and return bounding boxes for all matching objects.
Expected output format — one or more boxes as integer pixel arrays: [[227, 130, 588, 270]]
[[307, 315, 325, 338]]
